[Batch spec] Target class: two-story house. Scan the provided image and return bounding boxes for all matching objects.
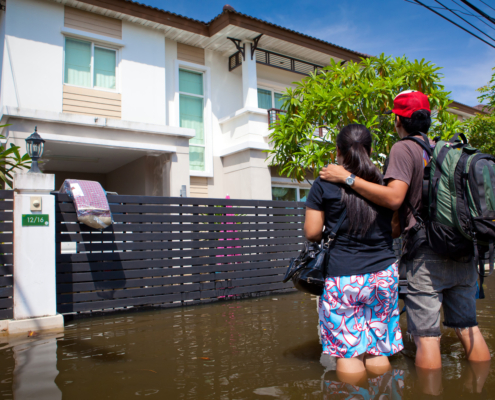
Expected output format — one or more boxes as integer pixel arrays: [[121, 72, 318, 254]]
[[0, 0, 485, 199]]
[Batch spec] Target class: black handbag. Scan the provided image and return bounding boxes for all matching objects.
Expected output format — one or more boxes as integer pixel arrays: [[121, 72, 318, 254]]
[[282, 210, 347, 296]]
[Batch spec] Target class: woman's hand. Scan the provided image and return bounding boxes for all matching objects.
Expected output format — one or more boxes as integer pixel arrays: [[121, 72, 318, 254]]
[[319, 164, 351, 184]]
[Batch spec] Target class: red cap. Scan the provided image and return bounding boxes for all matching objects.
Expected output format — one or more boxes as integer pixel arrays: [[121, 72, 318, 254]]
[[385, 90, 431, 118]]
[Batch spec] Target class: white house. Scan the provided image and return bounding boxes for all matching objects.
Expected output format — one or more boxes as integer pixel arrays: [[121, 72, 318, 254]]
[[0, 0, 485, 200]]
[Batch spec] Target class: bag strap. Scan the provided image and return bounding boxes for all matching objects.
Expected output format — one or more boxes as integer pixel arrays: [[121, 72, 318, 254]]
[[327, 209, 347, 241], [450, 132, 468, 144], [401, 132, 433, 158]]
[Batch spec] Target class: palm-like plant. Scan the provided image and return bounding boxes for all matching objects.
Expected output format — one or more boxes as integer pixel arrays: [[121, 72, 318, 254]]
[[0, 127, 31, 188]]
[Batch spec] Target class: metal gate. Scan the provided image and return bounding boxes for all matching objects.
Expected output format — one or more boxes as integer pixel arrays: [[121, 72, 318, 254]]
[[0, 190, 14, 319], [55, 194, 305, 315]]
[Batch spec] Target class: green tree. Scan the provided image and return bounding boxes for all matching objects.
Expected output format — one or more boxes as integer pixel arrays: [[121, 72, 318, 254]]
[[267, 54, 460, 182], [462, 67, 495, 155], [0, 127, 31, 188]]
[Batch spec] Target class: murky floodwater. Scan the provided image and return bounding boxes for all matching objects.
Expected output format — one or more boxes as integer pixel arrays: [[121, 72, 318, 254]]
[[1, 280, 495, 399]]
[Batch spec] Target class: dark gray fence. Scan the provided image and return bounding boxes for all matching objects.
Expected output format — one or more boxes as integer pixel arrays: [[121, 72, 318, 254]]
[[55, 194, 305, 315], [0, 190, 13, 319]]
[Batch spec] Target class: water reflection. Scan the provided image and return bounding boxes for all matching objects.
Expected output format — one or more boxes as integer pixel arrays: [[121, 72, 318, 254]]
[[323, 369, 404, 399], [0, 286, 492, 399]]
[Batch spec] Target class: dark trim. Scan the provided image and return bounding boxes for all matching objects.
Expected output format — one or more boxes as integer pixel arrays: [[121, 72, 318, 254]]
[[450, 100, 489, 116], [227, 37, 245, 60], [72, 0, 367, 62], [251, 34, 263, 60]]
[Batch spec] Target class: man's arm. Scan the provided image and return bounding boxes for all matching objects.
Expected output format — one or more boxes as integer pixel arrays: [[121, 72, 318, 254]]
[[319, 164, 409, 211]]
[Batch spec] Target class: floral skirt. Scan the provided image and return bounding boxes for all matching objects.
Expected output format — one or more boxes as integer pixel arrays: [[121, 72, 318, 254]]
[[318, 262, 404, 358]]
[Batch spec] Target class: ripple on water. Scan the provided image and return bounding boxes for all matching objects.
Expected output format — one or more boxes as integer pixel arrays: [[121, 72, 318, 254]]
[[0, 280, 493, 399]]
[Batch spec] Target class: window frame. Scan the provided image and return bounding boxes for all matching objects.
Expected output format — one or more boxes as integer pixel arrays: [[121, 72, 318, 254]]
[[271, 185, 310, 202], [257, 86, 285, 110], [63, 36, 120, 93], [174, 60, 213, 178]]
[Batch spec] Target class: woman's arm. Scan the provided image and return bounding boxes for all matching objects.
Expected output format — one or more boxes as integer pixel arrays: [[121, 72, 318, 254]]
[[304, 207, 325, 242]]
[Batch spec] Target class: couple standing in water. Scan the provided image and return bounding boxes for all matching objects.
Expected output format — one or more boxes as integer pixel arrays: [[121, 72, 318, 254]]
[[303, 91, 491, 387]]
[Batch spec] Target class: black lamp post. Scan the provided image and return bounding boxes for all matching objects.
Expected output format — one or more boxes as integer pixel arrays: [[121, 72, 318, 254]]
[[25, 126, 45, 173]]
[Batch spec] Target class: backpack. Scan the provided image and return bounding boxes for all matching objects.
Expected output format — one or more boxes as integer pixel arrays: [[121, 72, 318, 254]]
[[401, 132, 495, 299]]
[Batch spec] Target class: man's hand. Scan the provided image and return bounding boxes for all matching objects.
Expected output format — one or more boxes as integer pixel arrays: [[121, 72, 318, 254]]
[[319, 164, 350, 184]]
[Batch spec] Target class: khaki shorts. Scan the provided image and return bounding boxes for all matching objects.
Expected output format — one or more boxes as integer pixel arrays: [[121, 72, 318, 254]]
[[404, 245, 478, 337]]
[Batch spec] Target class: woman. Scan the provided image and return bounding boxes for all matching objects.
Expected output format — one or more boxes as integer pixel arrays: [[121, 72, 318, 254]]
[[304, 124, 403, 383]]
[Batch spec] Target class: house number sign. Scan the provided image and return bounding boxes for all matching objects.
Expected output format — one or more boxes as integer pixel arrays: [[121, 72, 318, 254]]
[[22, 214, 49, 226]]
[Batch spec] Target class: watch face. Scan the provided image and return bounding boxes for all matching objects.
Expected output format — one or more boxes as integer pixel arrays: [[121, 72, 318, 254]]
[[346, 177, 354, 186]]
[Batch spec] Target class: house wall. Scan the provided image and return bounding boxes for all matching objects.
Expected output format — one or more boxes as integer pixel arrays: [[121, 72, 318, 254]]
[[106, 156, 146, 195], [207, 49, 243, 198], [2, 0, 64, 112], [120, 20, 166, 125], [165, 38, 177, 126]]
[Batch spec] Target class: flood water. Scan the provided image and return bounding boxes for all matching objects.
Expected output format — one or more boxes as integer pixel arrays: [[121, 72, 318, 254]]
[[1, 281, 495, 399]]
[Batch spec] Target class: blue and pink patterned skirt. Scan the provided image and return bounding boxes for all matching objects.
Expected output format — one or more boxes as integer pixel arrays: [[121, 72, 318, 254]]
[[318, 262, 404, 358]]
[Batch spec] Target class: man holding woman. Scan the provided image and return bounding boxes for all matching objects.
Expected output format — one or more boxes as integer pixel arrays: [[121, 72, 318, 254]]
[[317, 91, 490, 375]]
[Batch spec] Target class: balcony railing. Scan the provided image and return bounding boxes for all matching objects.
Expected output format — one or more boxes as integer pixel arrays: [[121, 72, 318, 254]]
[[267, 108, 326, 137], [230, 48, 324, 76], [268, 108, 285, 126]]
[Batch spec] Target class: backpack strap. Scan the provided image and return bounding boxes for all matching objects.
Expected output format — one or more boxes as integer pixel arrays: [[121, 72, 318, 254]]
[[430, 145, 452, 221], [401, 132, 433, 158], [400, 132, 433, 220], [450, 132, 468, 144]]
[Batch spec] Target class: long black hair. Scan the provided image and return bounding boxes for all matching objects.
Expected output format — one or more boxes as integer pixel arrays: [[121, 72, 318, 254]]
[[336, 124, 383, 236]]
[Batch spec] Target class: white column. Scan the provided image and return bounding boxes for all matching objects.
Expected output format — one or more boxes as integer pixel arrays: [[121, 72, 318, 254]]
[[241, 42, 258, 109], [10, 172, 63, 334]]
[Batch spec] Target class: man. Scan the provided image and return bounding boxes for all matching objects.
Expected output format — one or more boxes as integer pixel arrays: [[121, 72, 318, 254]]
[[319, 91, 490, 370]]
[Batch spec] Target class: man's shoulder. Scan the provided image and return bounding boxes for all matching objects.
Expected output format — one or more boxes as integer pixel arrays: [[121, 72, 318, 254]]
[[390, 138, 423, 158]]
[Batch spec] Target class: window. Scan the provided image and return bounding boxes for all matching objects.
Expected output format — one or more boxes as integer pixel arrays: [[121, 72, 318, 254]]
[[64, 37, 117, 90], [272, 186, 310, 201], [258, 88, 286, 110], [179, 69, 205, 172]]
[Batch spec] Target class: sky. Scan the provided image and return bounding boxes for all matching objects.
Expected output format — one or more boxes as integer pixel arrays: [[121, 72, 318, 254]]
[[140, 0, 495, 106]]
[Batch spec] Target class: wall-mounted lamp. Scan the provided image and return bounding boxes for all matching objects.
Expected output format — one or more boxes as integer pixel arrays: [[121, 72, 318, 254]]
[[25, 126, 45, 173]]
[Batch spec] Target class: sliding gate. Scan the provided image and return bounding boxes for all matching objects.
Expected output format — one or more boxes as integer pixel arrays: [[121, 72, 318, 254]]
[[55, 194, 305, 314]]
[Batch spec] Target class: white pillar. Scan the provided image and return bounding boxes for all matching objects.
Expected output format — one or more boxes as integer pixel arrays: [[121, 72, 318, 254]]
[[242, 42, 258, 109], [9, 172, 63, 333]]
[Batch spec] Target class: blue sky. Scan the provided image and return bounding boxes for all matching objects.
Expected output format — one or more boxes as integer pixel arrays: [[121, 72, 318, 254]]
[[142, 0, 495, 106]]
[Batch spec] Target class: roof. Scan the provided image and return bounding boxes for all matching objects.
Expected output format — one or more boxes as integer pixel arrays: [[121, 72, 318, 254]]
[[206, 7, 369, 59], [65, 0, 367, 62], [450, 101, 490, 116]]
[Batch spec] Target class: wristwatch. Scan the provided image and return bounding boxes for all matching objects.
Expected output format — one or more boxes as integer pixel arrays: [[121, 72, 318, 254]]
[[345, 174, 356, 187]]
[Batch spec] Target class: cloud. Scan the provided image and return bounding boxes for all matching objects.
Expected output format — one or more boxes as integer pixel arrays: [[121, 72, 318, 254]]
[[441, 51, 495, 105]]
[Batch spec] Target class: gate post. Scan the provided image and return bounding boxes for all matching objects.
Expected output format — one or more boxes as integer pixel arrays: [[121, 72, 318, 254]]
[[9, 172, 63, 334]]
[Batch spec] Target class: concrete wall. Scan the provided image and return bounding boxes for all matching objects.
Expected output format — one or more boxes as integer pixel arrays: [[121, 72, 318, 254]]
[[120, 21, 166, 125], [223, 149, 271, 200], [106, 156, 146, 195], [46, 171, 108, 191], [1, 0, 64, 112], [165, 39, 177, 126]]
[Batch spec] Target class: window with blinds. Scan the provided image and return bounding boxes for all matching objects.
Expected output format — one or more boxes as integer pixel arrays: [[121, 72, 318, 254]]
[[257, 88, 286, 110], [179, 69, 205, 172], [64, 37, 117, 90]]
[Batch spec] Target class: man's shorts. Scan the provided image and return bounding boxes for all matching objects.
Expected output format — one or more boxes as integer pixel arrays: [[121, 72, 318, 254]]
[[404, 244, 478, 337]]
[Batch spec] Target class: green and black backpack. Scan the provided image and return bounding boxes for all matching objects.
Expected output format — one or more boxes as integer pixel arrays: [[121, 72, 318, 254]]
[[401, 132, 495, 299]]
